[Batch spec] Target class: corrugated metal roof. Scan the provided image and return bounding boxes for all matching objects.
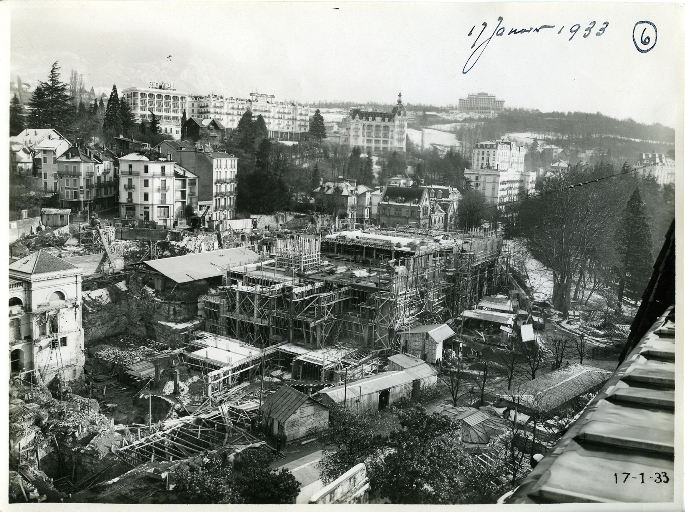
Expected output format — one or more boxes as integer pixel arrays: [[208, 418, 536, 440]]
[[478, 295, 513, 312], [387, 353, 424, 369], [435, 405, 509, 445], [143, 248, 260, 283], [261, 385, 326, 423], [506, 306, 676, 504], [427, 324, 455, 343], [498, 364, 611, 413], [463, 309, 515, 325]]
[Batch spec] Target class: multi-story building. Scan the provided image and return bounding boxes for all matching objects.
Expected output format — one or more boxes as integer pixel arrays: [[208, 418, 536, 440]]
[[378, 186, 431, 228], [56, 147, 117, 212], [9, 250, 85, 384], [118, 153, 176, 225], [173, 166, 199, 224], [424, 185, 461, 230], [158, 141, 238, 228], [635, 153, 676, 186], [466, 139, 534, 205], [11, 129, 71, 194], [458, 92, 505, 117], [121, 82, 191, 139], [313, 179, 358, 220], [345, 94, 408, 155]]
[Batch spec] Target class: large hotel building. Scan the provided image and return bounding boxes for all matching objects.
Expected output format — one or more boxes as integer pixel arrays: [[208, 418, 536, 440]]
[[123, 82, 311, 141]]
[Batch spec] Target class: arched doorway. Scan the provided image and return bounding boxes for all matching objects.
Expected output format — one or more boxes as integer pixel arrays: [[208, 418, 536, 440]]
[[11, 349, 23, 372]]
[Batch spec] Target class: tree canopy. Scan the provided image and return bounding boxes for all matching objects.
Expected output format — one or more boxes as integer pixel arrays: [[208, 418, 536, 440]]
[[28, 62, 75, 136], [309, 109, 326, 141], [10, 94, 25, 136], [102, 85, 122, 139]]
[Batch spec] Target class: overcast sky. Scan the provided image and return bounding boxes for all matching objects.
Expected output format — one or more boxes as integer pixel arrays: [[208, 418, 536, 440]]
[[9, 2, 684, 128]]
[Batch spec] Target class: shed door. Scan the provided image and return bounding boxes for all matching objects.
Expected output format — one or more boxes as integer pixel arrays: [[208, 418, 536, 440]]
[[379, 389, 390, 411], [412, 380, 421, 400]]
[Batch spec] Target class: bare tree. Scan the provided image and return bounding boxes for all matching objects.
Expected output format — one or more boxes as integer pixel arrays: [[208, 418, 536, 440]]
[[439, 358, 470, 406], [494, 341, 522, 391], [549, 336, 567, 370], [575, 334, 588, 365], [523, 341, 545, 380]]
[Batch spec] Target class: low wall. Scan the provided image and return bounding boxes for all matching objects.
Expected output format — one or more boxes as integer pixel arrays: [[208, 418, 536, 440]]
[[9, 217, 41, 243]]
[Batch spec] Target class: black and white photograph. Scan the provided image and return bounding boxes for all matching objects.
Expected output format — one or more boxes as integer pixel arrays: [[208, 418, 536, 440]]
[[4, 0, 683, 507]]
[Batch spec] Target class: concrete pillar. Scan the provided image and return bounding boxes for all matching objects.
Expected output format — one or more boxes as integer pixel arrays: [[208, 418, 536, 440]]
[[154, 362, 161, 386], [174, 369, 180, 394]]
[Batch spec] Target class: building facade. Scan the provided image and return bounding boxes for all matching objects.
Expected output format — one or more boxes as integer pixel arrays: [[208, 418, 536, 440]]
[[57, 147, 117, 212], [121, 82, 191, 139], [11, 129, 71, 194], [346, 94, 408, 155], [118, 153, 177, 226], [458, 92, 505, 116], [313, 180, 358, 219], [636, 153, 676, 186], [378, 186, 430, 228], [9, 250, 85, 384], [158, 141, 238, 228], [466, 139, 534, 205]]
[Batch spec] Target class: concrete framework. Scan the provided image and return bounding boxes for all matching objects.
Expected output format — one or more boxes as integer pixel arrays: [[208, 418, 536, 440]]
[[199, 228, 504, 355]]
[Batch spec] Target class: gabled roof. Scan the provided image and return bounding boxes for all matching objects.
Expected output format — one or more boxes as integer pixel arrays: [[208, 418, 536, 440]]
[[314, 181, 356, 196], [387, 353, 424, 370], [57, 146, 95, 163], [398, 323, 455, 343], [261, 385, 326, 423], [435, 405, 509, 445], [381, 186, 426, 204], [9, 250, 79, 275]]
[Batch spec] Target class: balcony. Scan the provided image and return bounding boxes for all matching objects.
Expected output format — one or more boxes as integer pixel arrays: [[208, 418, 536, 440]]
[[157, 185, 170, 192], [124, 184, 135, 190], [126, 198, 133, 203], [86, 171, 94, 177]]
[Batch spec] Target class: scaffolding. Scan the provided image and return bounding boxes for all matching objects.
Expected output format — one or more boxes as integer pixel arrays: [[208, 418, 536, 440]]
[[274, 235, 321, 272], [200, 229, 504, 355]]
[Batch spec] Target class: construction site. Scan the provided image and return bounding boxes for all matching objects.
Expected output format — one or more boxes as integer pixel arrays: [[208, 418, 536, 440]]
[[9, 219, 509, 504]]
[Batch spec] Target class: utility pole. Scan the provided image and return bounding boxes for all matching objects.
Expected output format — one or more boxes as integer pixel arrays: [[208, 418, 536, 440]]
[[344, 367, 348, 407]]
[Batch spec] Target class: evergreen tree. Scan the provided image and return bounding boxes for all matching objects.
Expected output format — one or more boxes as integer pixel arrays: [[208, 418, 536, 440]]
[[309, 109, 326, 142], [181, 109, 187, 139], [119, 98, 137, 137], [149, 110, 160, 135], [413, 161, 425, 187], [234, 110, 254, 153], [27, 62, 74, 134], [99, 97, 105, 110], [311, 162, 321, 190], [77, 99, 87, 119], [253, 114, 268, 142], [10, 93, 25, 136], [347, 146, 362, 181], [360, 155, 374, 187], [103, 85, 122, 138], [615, 188, 653, 303]]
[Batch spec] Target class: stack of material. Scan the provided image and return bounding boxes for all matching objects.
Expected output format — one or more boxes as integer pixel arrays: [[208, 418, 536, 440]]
[[123, 360, 156, 382]]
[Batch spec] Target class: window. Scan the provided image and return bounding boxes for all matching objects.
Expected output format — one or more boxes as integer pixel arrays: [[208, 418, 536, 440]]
[[144, 193, 149, 201], [73, 190, 79, 199], [43, 173, 48, 180], [60, 337, 67, 347], [144, 165, 149, 173], [161, 166, 166, 175], [43, 156, 47, 164], [51, 339, 59, 349], [160, 193, 166, 203], [157, 206, 169, 218], [52, 156, 57, 164], [49, 291, 66, 301], [128, 164, 133, 174], [127, 192, 132, 201], [144, 179, 149, 187], [160, 179, 166, 190], [72, 165, 77, 173]]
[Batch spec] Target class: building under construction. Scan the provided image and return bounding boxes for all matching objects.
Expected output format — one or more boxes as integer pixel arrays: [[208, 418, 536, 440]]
[[198, 228, 505, 358]]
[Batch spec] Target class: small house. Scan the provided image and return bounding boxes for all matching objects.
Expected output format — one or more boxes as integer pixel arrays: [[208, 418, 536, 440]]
[[260, 385, 329, 442], [398, 323, 455, 363], [40, 208, 71, 228]]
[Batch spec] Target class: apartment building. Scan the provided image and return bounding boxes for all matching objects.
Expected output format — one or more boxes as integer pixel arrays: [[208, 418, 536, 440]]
[[11, 129, 71, 193], [378, 186, 431, 228], [118, 153, 176, 226], [158, 141, 238, 228], [346, 94, 408, 155], [465, 140, 534, 205], [56, 147, 117, 212], [121, 82, 191, 139], [313, 179, 358, 220]]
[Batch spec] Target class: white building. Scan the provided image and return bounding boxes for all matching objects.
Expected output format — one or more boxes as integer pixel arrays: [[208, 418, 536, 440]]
[[458, 92, 505, 117], [345, 94, 408, 155], [118, 153, 177, 226], [121, 82, 191, 139], [9, 250, 85, 384], [465, 139, 534, 205], [636, 153, 676, 186]]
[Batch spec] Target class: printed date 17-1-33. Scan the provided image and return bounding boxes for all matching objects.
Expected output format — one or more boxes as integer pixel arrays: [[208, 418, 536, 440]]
[[614, 472, 670, 484]]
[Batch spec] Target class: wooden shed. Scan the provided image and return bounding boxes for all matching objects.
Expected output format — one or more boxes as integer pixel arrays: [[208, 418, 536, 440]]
[[398, 323, 455, 363], [261, 385, 329, 442], [318, 363, 437, 415]]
